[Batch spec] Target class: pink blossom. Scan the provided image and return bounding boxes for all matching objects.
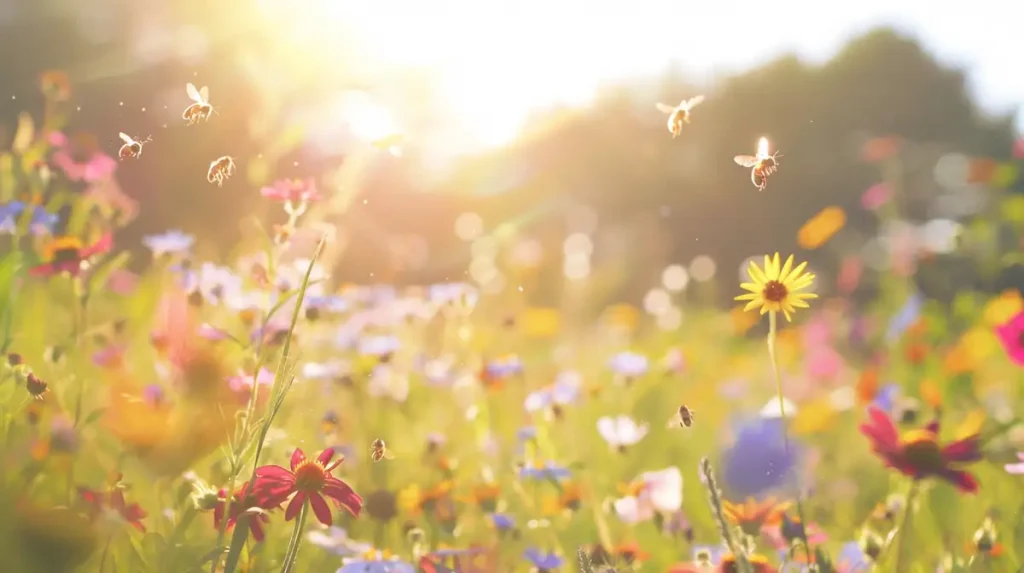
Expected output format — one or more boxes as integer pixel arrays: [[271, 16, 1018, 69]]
[[836, 256, 863, 294], [107, 269, 139, 296], [260, 178, 320, 204], [1014, 138, 1024, 160], [50, 132, 117, 183], [1006, 452, 1024, 474], [994, 310, 1024, 367], [806, 346, 843, 381], [860, 182, 891, 211]]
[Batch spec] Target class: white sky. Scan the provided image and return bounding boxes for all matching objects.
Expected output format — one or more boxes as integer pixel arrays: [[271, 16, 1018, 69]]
[[275, 0, 1023, 148]]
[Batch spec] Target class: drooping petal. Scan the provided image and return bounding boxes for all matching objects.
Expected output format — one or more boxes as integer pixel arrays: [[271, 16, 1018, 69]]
[[323, 477, 363, 516], [285, 491, 307, 520], [250, 517, 266, 542], [863, 407, 899, 445], [316, 447, 335, 467], [937, 468, 979, 493], [308, 492, 333, 526]]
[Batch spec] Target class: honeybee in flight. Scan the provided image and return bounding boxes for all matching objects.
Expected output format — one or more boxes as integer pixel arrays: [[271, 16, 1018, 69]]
[[734, 137, 782, 191], [677, 405, 695, 428], [182, 83, 215, 125], [206, 156, 235, 186], [655, 95, 705, 138], [370, 438, 395, 462], [117, 132, 151, 160]]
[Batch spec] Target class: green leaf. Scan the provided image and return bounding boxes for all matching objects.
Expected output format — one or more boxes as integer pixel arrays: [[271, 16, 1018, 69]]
[[79, 408, 107, 427]]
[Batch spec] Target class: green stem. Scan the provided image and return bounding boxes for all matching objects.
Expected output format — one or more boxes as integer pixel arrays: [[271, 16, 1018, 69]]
[[894, 481, 919, 573], [767, 312, 813, 564], [280, 503, 309, 573]]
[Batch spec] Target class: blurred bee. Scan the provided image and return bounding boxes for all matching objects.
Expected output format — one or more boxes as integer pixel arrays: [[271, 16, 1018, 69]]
[[734, 136, 782, 191], [655, 95, 705, 138], [677, 405, 695, 428], [207, 156, 235, 186], [117, 132, 151, 160], [370, 438, 395, 462], [321, 410, 339, 435], [182, 82, 215, 125]]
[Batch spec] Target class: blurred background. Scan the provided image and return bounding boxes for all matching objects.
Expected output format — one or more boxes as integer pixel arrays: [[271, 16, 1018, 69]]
[[1, 0, 1022, 308]]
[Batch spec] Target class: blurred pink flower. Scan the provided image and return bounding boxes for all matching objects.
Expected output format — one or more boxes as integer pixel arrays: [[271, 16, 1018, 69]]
[[801, 316, 832, 348], [260, 178, 320, 203], [107, 269, 139, 295], [994, 310, 1024, 367], [860, 183, 891, 211], [84, 178, 139, 224], [1013, 138, 1024, 160], [836, 256, 863, 294], [93, 345, 126, 369], [1006, 453, 1024, 474], [50, 132, 117, 183], [805, 346, 843, 381]]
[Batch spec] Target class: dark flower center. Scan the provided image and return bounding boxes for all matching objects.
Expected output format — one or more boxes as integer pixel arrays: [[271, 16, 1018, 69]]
[[51, 247, 82, 265], [901, 431, 945, 472], [762, 280, 788, 302], [293, 462, 326, 493]]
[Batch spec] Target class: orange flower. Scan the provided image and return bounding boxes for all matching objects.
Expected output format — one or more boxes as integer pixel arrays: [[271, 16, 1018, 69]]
[[721, 497, 790, 535], [719, 553, 776, 573], [856, 368, 880, 405], [861, 135, 902, 163]]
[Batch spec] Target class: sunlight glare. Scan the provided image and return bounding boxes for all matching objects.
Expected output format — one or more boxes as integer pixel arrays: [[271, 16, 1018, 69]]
[[757, 137, 770, 157], [337, 92, 401, 145]]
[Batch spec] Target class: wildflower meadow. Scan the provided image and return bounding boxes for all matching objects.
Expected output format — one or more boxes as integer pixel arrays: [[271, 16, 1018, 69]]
[[1, 10, 1024, 573]]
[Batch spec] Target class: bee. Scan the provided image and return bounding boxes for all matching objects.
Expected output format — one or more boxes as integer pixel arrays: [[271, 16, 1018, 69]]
[[117, 132, 151, 160], [655, 95, 705, 138], [734, 136, 782, 191], [677, 405, 695, 428], [370, 438, 395, 462], [182, 82, 215, 125], [206, 155, 235, 186]]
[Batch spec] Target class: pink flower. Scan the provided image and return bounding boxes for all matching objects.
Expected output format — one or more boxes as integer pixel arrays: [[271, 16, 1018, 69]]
[[252, 447, 362, 526], [1013, 138, 1024, 160], [1006, 453, 1024, 474], [836, 256, 863, 294], [227, 367, 275, 404], [995, 310, 1024, 367], [806, 347, 843, 381], [260, 178, 320, 204], [50, 132, 117, 183], [861, 183, 891, 211]]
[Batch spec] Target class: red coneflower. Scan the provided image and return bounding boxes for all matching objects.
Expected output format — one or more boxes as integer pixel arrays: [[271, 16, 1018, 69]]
[[31, 233, 113, 277], [252, 447, 362, 526], [214, 481, 270, 542], [78, 486, 146, 532], [859, 406, 983, 493]]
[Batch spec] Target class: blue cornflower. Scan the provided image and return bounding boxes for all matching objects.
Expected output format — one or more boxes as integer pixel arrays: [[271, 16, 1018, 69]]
[[886, 292, 923, 342], [524, 548, 563, 571], [484, 355, 523, 379], [836, 541, 871, 571], [142, 230, 194, 258], [608, 351, 648, 378], [490, 512, 516, 531], [336, 558, 414, 573], [304, 294, 348, 317], [721, 416, 802, 498], [519, 461, 571, 481], [0, 201, 58, 235], [870, 383, 900, 414]]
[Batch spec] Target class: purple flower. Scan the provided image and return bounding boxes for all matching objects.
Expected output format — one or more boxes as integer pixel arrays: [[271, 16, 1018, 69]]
[[721, 417, 802, 498], [524, 548, 563, 570]]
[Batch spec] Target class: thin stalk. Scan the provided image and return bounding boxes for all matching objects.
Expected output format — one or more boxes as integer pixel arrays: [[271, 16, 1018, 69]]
[[280, 504, 309, 573], [767, 311, 813, 564], [893, 481, 919, 573]]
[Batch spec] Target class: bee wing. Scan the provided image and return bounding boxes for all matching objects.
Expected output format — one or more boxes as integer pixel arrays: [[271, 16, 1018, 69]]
[[655, 103, 675, 114], [186, 82, 202, 102], [683, 95, 705, 109], [199, 86, 210, 103], [734, 155, 758, 167], [383, 450, 396, 460], [118, 132, 133, 144]]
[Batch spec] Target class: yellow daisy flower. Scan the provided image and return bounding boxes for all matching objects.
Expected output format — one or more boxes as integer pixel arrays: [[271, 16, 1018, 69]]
[[735, 253, 817, 321]]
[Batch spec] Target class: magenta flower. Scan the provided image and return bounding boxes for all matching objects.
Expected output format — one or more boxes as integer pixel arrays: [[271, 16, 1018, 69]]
[[50, 132, 117, 183], [860, 182, 891, 211], [1014, 138, 1024, 160], [260, 178, 320, 204], [252, 447, 362, 526], [995, 310, 1024, 367]]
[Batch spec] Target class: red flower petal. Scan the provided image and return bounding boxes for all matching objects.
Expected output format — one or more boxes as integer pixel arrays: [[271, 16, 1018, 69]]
[[254, 464, 295, 482], [285, 491, 306, 520], [250, 517, 266, 542], [29, 263, 59, 277], [942, 437, 983, 463], [323, 477, 363, 516], [938, 468, 979, 493], [290, 448, 306, 472], [82, 233, 114, 258], [308, 492, 333, 526], [316, 447, 335, 467], [864, 407, 899, 444]]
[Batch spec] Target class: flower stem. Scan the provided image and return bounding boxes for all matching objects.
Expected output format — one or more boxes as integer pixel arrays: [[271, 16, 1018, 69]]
[[280, 503, 309, 573], [893, 481, 919, 573], [767, 311, 813, 564]]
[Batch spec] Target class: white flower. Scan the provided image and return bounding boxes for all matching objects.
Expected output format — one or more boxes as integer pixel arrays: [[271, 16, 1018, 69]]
[[367, 365, 409, 402], [524, 371, 581, 414], [597, 415, 649, 449], [143, 230, 194, 258], [613, 495, 654, 524], [759, 397, 798, 419], [608, 351, 648, 378], [612, 466, 683, 524]]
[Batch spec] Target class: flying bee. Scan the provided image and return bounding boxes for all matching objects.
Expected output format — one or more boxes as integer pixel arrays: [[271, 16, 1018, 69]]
[[655, 95, 705, 138], [734, 136, 782, 191], [117, 132, 151, 160], [206, 155, 235, 186], [370, 438, 395, 462], [182, 82, 215, 125], [677, 405, 695, 428]]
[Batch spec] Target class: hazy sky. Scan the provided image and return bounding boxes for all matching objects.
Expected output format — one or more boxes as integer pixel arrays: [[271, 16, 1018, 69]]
[[322, 0, 1022, 145]]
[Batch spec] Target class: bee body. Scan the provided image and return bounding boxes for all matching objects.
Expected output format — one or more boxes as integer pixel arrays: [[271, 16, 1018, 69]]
[[207, 156, 236, 186], [370, 438, 395, 462], [655, 95, 705, 138], [117, 132, 150, 160], [677, 405, 695, 428], [734, 137, 782, 191], [182, 83, 215, 125]]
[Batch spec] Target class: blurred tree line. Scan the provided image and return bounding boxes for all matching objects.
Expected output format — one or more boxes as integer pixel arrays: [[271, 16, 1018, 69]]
[[0, 2, 1020, 305]]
